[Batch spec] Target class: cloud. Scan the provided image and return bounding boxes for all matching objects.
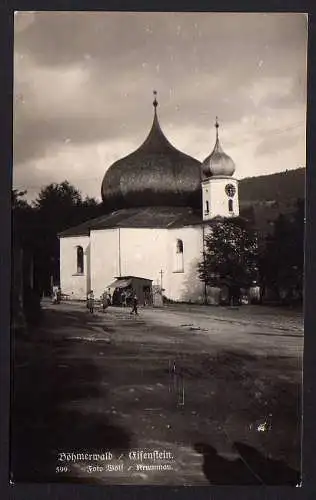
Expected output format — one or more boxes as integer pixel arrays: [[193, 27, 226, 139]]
[[255, 129, 301, 156], [13, 138, 137, 202], [13, 11, 307, 200]]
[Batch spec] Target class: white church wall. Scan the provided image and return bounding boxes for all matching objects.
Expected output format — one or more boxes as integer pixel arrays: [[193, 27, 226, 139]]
[[166, 226, 224, 305], [117, 225, 207, 303], [59, 222, 232, 304], [166, 226, 205, 302], [89, 227, 169, 299], [59, 235, 90, 300], [119, 227, 169, 288], [90, 228, 119, 299]]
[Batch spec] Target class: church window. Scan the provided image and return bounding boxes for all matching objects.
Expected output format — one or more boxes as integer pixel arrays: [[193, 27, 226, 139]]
[[176, 239, 184, 254], [174, 239, 184, 273], [76, 246, 84, 274], [205, 200, 209, 214], [228, 199, 234, 213]]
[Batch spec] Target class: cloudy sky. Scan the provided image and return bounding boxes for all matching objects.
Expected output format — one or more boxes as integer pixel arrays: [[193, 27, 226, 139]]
[[14, 11, 307, 202]]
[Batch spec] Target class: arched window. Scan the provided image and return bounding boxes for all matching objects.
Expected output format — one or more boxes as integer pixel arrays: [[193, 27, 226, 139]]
[[174, 239, 184, 273], [176, 239, 183, 254], [77, 246, 84, 274], [228, 199, 233, 213]]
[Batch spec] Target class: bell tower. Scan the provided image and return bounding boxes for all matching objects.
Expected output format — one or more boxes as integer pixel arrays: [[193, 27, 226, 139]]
[[201, 118, 239, 220]]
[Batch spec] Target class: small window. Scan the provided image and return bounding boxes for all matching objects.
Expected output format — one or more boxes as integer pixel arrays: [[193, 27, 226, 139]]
[[77, 246, 84, 274], [228, 199, 233, 213], [205, 200, 209, 213]]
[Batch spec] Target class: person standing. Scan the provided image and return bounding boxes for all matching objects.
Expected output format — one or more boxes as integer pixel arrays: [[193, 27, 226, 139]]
[[130, 293, 138, 315], [101, 291, 108, 312], [107, 288, 112, 306], [122, 290, 127, 307], [87, 290, 94, 314], [52, 285, 58, 304]]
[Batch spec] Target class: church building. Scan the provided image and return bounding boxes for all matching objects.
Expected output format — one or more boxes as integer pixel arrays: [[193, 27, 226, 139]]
[[59, 93, 239, 304]]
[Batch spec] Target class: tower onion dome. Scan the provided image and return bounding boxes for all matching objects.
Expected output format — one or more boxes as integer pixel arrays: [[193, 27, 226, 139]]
[[101, 92, 202, 211], [202, 117, 235, 178]]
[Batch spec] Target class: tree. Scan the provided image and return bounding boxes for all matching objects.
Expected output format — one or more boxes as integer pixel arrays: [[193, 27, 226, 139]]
[[12, 189, 29, 210], [12, 189, 36, 249], [11, 181, 103, 310], [31, 181, 102, 294], [259, 198, 304, 304], [198, 217, 259, 305], [11, 189, 42, 328], [34, 180, 81, 206], [33, 181, 102, 229]]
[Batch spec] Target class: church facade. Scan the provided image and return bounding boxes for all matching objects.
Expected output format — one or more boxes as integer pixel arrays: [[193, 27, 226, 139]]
[[59, 95, 239, 303]]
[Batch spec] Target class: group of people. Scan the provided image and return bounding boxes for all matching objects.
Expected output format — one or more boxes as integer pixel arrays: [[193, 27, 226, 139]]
[[101, 290, 112, 310], [120, 290, 133, 307], [86, 289, 110, 314], [119, 289, 139, 314], [86, 289, 139, 315], [51, 286, 139, 315]]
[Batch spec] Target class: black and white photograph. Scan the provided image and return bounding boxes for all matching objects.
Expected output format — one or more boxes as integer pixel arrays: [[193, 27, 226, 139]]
[[11, 11, 306, 486]]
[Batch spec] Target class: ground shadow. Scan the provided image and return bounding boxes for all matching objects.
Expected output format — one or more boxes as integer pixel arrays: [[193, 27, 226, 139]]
[[194, 442, 300, 485], [10, 307, 131, 483]]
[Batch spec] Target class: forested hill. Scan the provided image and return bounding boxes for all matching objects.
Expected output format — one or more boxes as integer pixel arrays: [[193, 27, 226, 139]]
[[238, 168, 305, 238], [239, 167, 305, 203]]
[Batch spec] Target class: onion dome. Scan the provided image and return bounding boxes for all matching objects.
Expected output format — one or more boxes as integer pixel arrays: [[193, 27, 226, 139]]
[[101, 92, 202, 211], [202, 117, 235, 178]]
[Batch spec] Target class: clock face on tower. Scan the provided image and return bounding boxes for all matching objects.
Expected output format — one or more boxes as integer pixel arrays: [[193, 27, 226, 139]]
[[225, 184, 236, 198]]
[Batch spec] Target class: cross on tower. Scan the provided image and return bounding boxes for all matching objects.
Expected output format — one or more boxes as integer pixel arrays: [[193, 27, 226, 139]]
[[215, 116, 219, 139], [153, 90, 158, 109]]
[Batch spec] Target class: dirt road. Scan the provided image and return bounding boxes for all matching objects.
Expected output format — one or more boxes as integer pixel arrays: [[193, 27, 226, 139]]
[[11, 301, 303, 486]]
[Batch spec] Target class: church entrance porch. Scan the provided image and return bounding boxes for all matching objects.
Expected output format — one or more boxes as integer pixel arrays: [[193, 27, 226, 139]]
[[107, 276, 153, 307], [11, 299, 302, 485]]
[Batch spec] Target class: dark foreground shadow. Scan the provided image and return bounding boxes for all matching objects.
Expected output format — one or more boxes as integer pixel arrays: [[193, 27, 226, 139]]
[[194, 442, 300, 485], [10, 307, 131, 483]]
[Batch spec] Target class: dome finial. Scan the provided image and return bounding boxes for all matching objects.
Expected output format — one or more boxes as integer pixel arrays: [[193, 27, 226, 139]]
[[202, 116, 236, 178], [153, 90, 158, 110], [215, 116, 219, 141]]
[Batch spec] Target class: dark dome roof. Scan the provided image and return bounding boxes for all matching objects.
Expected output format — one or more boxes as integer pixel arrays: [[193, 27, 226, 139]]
[[202, 118, 235, 178], [101, 100, 202, 211]]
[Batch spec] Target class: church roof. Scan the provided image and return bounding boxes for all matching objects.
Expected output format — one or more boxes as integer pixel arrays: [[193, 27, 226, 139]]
[[101, 92, 202, 212], [58, 206, 203, 237], [202, 117, 235, 178], [109, 276, 153, 288]]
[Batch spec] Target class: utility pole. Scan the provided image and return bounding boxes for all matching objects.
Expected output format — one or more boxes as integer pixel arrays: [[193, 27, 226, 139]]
[[159, 269, 163, 291], [202, 224, 208, 305], [118, 228, 121, 277]]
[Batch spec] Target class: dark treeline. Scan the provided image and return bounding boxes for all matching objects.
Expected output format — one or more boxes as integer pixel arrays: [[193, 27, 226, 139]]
[[12, 181, 103, 297], [239, 167, 305, 204], [199, 198, 304, 306], [258, 198, 304, 304]]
